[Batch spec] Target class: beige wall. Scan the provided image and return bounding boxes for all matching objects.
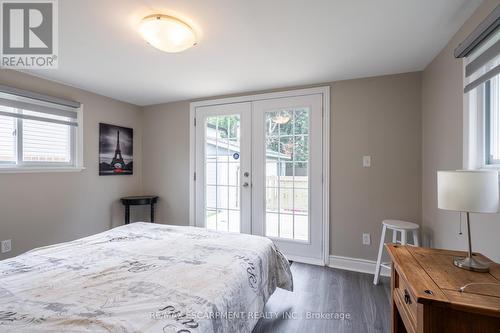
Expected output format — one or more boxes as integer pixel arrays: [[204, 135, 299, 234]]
[[0, 70, 422, 263], [7, 0, 497, 264], [143, 72, 423, 261], [422, 0, 500, 262], [142, 101, 190, 225], [331, 73, 422, 260], [0, 69, 144, 260]]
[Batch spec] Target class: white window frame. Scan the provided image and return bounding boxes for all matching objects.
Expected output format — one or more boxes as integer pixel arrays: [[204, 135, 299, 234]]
[[484, 79, 500, 166], [0, 115, 17, 166], [463, 66, 500, 171], [0, 105, 84, 173]]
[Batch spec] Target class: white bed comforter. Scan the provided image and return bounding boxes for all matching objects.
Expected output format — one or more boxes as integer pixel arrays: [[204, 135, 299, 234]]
[[0, 223, 293, 333]]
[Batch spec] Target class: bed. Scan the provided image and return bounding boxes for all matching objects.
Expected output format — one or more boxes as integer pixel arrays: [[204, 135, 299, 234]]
[[0, 222, 293, 332]]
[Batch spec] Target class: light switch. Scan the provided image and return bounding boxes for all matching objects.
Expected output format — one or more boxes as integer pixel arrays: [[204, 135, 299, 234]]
[[363, 155, 371, 168], [1, 239, 11, 253], [362, 233, 371, 245]]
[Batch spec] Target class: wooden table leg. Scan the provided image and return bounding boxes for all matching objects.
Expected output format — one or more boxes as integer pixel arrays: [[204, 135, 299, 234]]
[[125, 205, 130, 224], [150, 203, 155, 223]]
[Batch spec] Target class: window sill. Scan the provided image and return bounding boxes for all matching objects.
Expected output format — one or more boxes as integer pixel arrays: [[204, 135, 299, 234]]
[[481, 165, 500, 170], [0, 166, 86, 174], [475, 166, 500, 182]]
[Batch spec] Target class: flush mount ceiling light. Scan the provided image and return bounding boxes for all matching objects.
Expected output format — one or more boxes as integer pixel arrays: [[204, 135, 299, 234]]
[[139, 14, 197, 53]]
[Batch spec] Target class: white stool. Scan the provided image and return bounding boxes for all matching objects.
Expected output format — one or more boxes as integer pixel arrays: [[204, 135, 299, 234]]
[[373, 219, 419, 285]]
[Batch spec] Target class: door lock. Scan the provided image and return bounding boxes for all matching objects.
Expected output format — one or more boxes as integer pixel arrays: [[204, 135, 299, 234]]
[[243, 172, 249, 177]]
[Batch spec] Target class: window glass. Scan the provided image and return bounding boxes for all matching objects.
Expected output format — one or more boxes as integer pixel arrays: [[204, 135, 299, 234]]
[[0, 107, 75, 167], [486, 74, 500, 165], [0, 114, 16, 163], [265, 108, 310, 241], [23, 118, 71, 163], [205, 115, 241, 233]]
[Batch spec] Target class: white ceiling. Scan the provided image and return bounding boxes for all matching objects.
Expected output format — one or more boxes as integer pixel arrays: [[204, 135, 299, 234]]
[[23, 0, 482, 106]]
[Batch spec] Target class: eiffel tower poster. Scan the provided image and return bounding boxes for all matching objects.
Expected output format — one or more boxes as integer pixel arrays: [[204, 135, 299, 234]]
[[99, 123, 133, 175]]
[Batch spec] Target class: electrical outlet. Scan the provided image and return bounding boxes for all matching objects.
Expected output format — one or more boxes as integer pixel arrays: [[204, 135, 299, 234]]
[[1, 239, 12, 253], [363, 155, 371, 167], [362, 233, 371, 245]]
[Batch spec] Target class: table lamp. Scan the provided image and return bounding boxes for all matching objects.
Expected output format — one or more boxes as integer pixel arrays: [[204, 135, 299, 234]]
[[437, 170, 499, 272]]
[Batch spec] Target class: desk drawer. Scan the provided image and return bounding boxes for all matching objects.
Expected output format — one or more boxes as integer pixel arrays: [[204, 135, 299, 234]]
[[393, 289, 416, 333], [396, 276, 418, 321], [394, 269, 418, 330]]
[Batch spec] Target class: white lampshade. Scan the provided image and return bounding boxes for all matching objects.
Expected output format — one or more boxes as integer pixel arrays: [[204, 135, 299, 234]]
[[437, 170, 499, 213]]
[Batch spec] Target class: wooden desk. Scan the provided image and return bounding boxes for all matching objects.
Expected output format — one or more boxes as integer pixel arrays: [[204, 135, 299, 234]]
[[386, 245, 500, 333], [120, 196, 158, 224]]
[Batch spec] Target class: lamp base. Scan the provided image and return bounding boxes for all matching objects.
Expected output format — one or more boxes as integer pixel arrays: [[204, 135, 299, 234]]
[[453, 256, 490, 273]]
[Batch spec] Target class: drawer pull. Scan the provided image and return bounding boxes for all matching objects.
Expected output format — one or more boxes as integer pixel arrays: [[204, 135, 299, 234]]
[[404, 289, 412, 305]]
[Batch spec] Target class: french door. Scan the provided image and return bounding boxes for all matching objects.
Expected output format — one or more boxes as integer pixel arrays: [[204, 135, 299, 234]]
[[195, 102, 252, 234], [194, 92, 326, 263]]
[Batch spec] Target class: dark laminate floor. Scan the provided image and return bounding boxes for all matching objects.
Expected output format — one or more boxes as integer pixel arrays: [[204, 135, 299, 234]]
[[253, 262, 391, 333]]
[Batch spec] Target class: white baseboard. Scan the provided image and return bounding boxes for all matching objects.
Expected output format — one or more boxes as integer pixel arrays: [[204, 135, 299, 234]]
[[328, 255, 391, 277]]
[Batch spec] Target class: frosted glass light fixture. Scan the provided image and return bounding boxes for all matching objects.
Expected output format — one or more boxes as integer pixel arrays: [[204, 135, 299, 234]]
[[139, 14, 197, 53]]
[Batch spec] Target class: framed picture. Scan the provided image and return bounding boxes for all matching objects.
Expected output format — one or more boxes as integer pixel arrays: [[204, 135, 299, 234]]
[[99, 123, 133, 175]]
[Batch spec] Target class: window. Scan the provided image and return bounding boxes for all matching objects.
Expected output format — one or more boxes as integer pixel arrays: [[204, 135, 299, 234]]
[[461, 26, 500, 169], [0, 86, 82, 171]]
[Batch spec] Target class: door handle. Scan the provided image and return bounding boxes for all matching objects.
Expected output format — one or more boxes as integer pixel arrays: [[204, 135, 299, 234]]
[[242, 182, 249, 187]]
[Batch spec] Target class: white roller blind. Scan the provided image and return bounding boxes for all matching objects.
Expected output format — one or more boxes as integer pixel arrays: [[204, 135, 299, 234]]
[[0, 86, 79, 127], [464, 29, 500, 93]]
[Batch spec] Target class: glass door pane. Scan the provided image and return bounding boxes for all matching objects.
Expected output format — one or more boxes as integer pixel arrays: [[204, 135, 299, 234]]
[[204, 114, 241, 232], [264, 108, 310, 241]]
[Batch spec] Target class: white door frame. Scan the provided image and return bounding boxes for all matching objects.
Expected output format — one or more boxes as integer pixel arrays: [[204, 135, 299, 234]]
[[189, 86, 330, 265]]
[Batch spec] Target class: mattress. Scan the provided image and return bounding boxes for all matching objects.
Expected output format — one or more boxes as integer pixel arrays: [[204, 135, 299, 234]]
[[0, 222, 293, 332]]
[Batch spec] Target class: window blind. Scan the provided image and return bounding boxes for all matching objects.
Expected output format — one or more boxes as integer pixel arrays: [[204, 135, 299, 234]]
[[455, 5, 500, 93], [0, 85, 80, 127], [463, 30, 500, 93]]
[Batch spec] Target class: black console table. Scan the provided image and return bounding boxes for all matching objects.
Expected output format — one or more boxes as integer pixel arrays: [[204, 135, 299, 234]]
[[120, 196, 159, 224]]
